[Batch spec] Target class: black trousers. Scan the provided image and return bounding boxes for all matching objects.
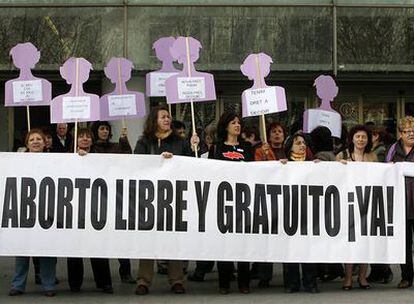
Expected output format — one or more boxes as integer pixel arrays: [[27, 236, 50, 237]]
[[283, 263, 317, 289], [250, 262, 273, 281], [67, 258, 112, 289], [193, 261, 215, 275], [118, 259, 131, 278], [33, 257, 40, 275], [217, 261, 250, 289], [401, 219, 414, 282]]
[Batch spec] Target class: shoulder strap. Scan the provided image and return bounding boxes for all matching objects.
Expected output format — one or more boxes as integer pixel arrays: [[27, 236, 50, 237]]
[[386, 143, 396, 162]]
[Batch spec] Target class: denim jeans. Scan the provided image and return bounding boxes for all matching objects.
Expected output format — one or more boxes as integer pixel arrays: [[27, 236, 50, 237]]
[[11, 257, 56, 292]]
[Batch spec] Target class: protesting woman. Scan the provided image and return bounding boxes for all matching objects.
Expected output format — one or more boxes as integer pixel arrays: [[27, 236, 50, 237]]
[[67, 128, 114, 293], [386, 116, 414, 289], [208, 111, 253, 294], [249, 122, 287, 288], [134, 105, 199, 295], [254, 122, 287, 161], [310, 126, 345, 282], [282, 132, 319, 293], [9, 129, 57, 297], [90, 121, 134, 283], [336, 125, 377, 290]]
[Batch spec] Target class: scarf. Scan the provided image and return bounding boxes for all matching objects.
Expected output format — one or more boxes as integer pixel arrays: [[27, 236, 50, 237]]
[[290, 151, 306, 161]]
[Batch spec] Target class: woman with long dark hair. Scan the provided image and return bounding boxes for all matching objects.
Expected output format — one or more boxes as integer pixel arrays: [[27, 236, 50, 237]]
[[282, 132, 318, 293], [67, 128, 114, 294], [90, 121, 134, 283], [208, 111, 253, 294], [336, 125, 377, 290], [134, 105, 199, 295]]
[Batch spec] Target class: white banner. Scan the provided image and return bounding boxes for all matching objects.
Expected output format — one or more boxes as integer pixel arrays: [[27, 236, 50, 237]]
[[0, 153, 407, 263]]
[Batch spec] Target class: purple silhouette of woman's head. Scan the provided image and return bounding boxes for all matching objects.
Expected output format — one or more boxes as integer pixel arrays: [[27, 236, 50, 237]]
[[241, 53, 273, 86], [10, 42, 40, 69], [60, 57, 93, 85], [153, 37, 176, 62], [314, 75, 338, 103], [170, 36, 202, 64], [104, 57, 134, 83]]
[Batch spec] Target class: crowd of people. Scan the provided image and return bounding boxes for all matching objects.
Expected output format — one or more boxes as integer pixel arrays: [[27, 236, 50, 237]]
[[6, 105, 414, 297]]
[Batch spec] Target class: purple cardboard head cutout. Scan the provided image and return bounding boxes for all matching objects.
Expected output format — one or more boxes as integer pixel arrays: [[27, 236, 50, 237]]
[[5, 42, 52, 107], [240, 53, 287, 117], [153, 37, 179, 70], [314, 75, 339, 111], [101, 57, 146, 121], [50, 57, 100, 123], [303, 75, 341, 138], [241, 53, 272, 87], [165, 36, 216, 104], [146, 37, 180, 97]]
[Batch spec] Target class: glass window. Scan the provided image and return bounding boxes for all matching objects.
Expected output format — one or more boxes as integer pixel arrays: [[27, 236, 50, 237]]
[[0, 7, 124, 70], [337, 7, 414, 72], [128, 6, 333, 71]]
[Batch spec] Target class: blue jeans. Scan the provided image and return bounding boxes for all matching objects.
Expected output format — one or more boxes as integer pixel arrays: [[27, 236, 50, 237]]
[[11, 257, 56, 292]]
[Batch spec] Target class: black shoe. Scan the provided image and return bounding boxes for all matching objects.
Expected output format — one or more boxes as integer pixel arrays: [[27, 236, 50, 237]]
[[102, 285, 114, 294], [157, 268, 168, 275], [367, 274, 382, 283], [284, 287, 299, 293], [188, 272, 205, 282], [121, 274, 136, 284], [44, 291, 56, 297], [258, 280, 270, 288], [70, 287, 81, 292], [219, 288, 229, 295], [358, 279, 371, 290], [8, 289, 24, 296], [304, 286, 320, 293], [383, 269, 393, 284]]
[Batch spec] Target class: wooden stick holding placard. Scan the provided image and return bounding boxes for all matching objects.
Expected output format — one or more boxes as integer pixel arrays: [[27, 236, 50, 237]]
[[185, 37, 198, 157], [117, 59, 127, 129], [255, 55, 267, 143], [26, 106, 31, 131], [73, 58, 80, 154], [168, 103, 172, 116]]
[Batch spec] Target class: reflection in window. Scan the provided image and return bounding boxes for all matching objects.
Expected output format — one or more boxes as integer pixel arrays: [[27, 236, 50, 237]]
[[128, 7, 332, 71], [0, 7, 123, 69], [338, 7, 414, 71]]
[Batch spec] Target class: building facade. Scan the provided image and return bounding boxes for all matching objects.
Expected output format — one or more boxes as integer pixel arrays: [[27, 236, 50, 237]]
[[0, 0, 414, 150]]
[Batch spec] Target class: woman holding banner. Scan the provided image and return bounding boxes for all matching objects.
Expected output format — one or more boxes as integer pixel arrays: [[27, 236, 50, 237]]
[[282, 131, 319, 293], [208, 111, 253, 294], [310, 126, 345, 282], [249, 122, 287, 288], [9, 129, 57, 297], [336, 125, 377, 290], [66, 128, 114, 293], [386, 116, 414, 289], [90, 121, 135, 284], [134, 105, 199, 295]]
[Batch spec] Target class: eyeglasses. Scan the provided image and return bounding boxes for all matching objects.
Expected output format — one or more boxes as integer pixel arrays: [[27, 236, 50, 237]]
[[401, 129, 414, 135]]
